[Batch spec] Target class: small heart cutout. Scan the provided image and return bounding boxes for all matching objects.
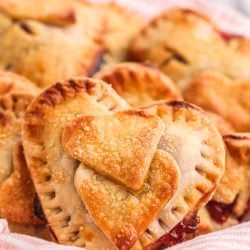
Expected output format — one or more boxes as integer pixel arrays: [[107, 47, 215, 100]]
[[75, 149, 179, 249], [62, 110, 164, 191]]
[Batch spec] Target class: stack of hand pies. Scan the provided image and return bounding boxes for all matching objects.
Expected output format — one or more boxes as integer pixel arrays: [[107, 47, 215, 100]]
[[0, 1, 249, 249]]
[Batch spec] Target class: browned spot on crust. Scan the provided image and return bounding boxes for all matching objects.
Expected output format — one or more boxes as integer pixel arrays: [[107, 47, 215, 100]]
[[0, 112, 9, 126], [62, 10, 76, 24], [113, 71, 124, 83], [81, 226, 96, 242], [35, 79, 101, 108], [223, 134, 250, 140], [167, 100, 201, 111], [113, 231, 137, 250], [18, 22, 34, 35], [124, 109, 152, 118]]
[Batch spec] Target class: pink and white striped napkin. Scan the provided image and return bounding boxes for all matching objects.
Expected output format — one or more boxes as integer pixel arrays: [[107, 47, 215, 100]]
[[1, 0, 250, 249], [1, 219, 250, 250], [92, 0, 250, 36]]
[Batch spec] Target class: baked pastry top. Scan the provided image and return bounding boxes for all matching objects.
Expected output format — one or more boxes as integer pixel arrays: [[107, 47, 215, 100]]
[[0, 1, 104, 87], [63, 109, 179, 249], [62, 110, 164, 191], [130, 9, 250, 89], [95, 62, 182, 107], [95, 3, 145, 63], [184, 70, 250, 132], [0, 0, 77, 26], [138, 101, 225, 245]]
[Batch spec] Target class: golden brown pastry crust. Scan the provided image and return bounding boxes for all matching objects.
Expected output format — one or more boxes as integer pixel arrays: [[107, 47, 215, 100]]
[[0, 70, 39, 96], [0, 93, 33, 184], [62, 110, 164, 191], [130, 9, 250, 88], [0, 91, 42, 225], [95, 3, 145, 63], [0, 2, 105, 87], [197, 133, 250, 236], [184, 70, 250, 132], [222, 133, 250, 217], [0, 142, 43, 225], [139, 100, 225, 244], [22, 77, 129, 248], [75, 150, 179, 249], [0, 0, 77, 26], [212, 148, 244, 205], [95, 62, 182, 107]]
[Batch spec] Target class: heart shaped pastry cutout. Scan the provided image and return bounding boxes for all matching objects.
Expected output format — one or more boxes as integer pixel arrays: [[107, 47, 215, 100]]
[[62, 110, 164, 191], [75, 149, 179, 249]]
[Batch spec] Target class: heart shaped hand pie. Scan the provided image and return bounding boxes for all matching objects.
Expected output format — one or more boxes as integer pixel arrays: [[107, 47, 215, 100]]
[[23, 78, 129, 248], [95, 62, 182, 107], [75, 149, 179, 250], [130, 9, 250, 89], [62, 110, 164, 191], [139, 101, 225, 245], [184, 70, 250, 132], [0, 2, 104, 87]]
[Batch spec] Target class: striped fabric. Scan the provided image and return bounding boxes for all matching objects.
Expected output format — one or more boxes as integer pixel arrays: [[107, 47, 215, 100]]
[[1, 0, 250, 249], [92, 0, 250, 36], [1, 219, 250, 249]]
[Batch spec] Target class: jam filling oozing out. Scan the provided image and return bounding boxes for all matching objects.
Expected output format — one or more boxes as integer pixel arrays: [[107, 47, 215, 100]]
[[219, 31, 243, 42], [207, 199, 237, 224], [34, 194, 46, 221], [145, 213, 199, 250]]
